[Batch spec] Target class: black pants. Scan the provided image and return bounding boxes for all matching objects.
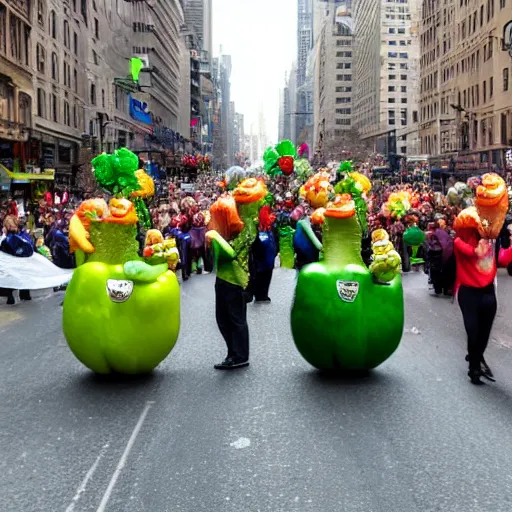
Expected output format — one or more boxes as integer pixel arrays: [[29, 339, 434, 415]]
[[250, 269, 273, 301], [458, 284, 497, 371], [215, 277, 249, 362]]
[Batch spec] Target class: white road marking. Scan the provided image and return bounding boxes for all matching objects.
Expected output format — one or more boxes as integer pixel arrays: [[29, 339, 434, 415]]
[[96, 401, 154, 512], [65, 444, 110, 512], [230, 437, 251, 449]]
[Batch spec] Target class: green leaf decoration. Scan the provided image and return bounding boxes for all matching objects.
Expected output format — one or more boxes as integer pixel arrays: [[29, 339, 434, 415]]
[[338, 160, 353, 174], [263, 146, 280, 172], [275, 140, 296, 157], [92, 148, 141, 197]]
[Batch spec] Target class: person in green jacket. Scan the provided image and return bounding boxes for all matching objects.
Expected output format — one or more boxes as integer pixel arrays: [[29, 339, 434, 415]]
[[207, 178, 268, 370]]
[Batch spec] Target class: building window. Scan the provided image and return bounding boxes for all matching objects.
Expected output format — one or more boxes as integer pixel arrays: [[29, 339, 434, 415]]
[[504, 68, 509, 91], [102, 89, 105, 107], [401, 98, 407, 103], [36, 44, 46, 73], [90, 83, 96, 105], [335, 108, 351, 115], [388, 52, 398, 58], [82, 0, 88, 26], [73, 103, 78, 128], [50, 10, 56, 39], [37, 0, 45, 26], [64, 21, 70, 48], [501, 0, 506, 8], [401, 86, 407, 92], [399, 52, 408, 58], [398, 28, 405, 34], [388, 98, 396, 103], [94, 18, 99, 38], [389, 28, 396, 33], [93, 50, 98, 65], [400, 74, 407, 80], [400, 63, 408, 69], [74, 68, 78, 92], [389, 74, 396, 80], [388, 86, 396, 92], [64, 61, 71, 87], [412, 110, 419, 122], [483, 80, 487, 102], [51, 93, 58, 122], [335, 119, 351, 125], [389, 40, 397, 46], [490, 76, 494, 98], [93, 0, 97, 10], [37, 88, 46, 118], [74, 32, 78, 54], [51, 52, 58, 81], [64, 101, 70, 126]]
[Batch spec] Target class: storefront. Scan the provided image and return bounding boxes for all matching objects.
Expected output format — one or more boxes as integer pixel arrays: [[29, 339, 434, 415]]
[[0, 164, 55, 212]]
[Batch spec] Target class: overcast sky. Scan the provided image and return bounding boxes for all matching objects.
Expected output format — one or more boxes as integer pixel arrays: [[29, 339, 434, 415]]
[[212, 0, 297, 142]]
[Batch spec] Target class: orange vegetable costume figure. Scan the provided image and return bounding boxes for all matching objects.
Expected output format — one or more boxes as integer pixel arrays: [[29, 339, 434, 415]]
[[207, 178, 268, 370], [453, 173, 508, 385]]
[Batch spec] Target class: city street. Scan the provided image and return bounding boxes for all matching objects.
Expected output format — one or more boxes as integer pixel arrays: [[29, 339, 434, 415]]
[[2, 270, 512, 512]]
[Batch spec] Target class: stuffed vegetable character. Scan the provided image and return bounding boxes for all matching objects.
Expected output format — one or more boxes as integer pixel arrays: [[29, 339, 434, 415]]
[[62, 149, 180, 375], [263, 140, 297, 177], [291, 182, 404, 370]]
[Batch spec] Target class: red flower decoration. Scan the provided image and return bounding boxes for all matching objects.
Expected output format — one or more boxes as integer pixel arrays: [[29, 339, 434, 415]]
[[278, 156, 294, 176]]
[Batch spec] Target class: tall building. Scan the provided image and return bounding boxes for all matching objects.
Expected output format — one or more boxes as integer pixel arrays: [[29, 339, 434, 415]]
[[353, 0, 420, 155], [419, 0, 512, 171], [0, 0, 35, 181], [278, 87, 285, 141], [295, 0, 314, 142], [313, 1, 354, 160], [182, 0, 212, 60], [0, 0, 194, 198], [211, 54, 232, 168]]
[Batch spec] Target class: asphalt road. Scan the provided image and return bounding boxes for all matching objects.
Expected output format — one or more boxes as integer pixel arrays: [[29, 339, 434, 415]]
[[2, 270, 512, 512]]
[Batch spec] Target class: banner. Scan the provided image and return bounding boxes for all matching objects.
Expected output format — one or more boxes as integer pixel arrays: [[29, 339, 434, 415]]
[[0, 252, 73, 289], [129, 96, 152, 125]]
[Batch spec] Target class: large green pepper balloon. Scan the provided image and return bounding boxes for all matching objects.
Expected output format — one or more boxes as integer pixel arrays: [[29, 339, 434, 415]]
[[291, 215, 404, 370], [63, 222, 180, 374]]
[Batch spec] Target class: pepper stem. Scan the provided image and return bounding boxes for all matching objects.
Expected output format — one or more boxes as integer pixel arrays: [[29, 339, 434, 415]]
[[86, 222, 141, 265], [322, 215, 364, 268]]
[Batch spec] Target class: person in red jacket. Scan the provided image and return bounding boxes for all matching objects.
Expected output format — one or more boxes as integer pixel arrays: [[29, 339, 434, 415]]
[[454, 227, 497, 385]]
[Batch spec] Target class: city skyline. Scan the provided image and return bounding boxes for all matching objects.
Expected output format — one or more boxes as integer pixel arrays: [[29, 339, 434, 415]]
[[212, 0, 297, 143]]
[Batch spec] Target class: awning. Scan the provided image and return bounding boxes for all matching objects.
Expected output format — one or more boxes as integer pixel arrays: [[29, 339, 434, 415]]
[[0, 164, 55, 181]]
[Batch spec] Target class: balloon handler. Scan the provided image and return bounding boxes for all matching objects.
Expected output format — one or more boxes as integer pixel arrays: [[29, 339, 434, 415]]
[[206, 178, 268, 370], [62, 149, 180, 375], [291, 174, 404, 371]]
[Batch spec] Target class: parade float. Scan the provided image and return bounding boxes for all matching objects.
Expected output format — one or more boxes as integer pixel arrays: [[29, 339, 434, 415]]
[[62, 149, 180, 375], [291, 172, 404, 371]]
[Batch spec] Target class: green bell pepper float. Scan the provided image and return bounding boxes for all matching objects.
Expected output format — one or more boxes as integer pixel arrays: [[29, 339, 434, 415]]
[[63, 221, 180, 374], [63, 148, 180, 375], [291, 198, 404, 371]]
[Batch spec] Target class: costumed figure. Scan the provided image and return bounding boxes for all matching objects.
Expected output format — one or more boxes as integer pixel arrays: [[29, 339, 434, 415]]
[[246, 205, 278, 303], [207, 178, 268, 369], [453, 173, 509, 384], [403, 217, 426, 269], [63, 148, 180, 375], [291, 175, 404, 371], [294, 171, 332, 270], [263, 140, 297, 269]]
